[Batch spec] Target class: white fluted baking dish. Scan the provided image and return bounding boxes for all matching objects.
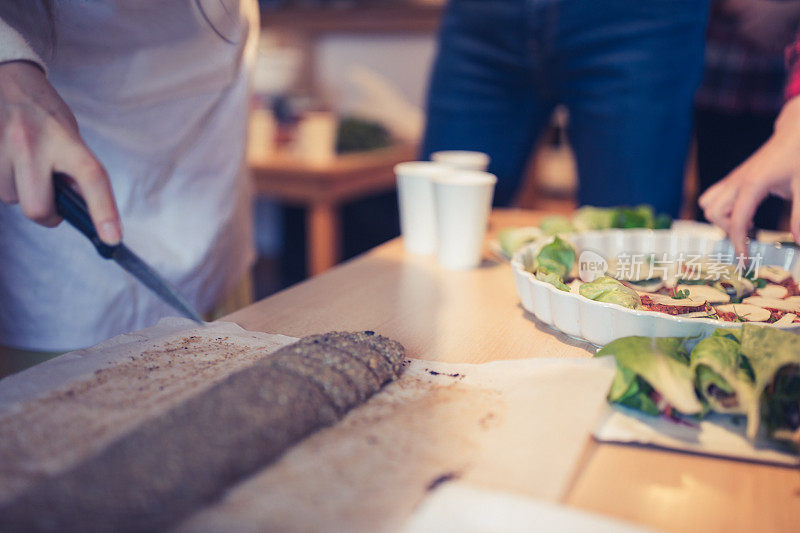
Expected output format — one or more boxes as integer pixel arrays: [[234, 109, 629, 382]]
[[510, 222, 800, 346]]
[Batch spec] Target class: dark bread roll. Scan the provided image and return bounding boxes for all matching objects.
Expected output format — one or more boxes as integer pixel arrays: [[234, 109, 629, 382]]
[[299, 332, 395, 383], [269, 345, 363, 413], [278, 340, 381, 402], [0, 331, 405, 532], [346, 331, 406, 375]]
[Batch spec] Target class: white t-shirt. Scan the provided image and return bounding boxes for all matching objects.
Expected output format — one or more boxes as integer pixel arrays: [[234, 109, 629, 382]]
[[0, 1, 258, 351]]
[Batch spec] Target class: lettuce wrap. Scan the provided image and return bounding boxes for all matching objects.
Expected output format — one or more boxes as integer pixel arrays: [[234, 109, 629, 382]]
[[690, 335, 755, 415], [579, 276, 641, 309], [740, 325, 800, 441], [599, 326, 800, 449], [596, 336, 704, 417]]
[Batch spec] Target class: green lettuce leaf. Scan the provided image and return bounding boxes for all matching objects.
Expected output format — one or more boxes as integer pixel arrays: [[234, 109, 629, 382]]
[[497, 226, 542, 257], [535, 270, 570, 292], [566, 204, 671, 232], [653, 213, 673, 229], [611, 205, 655, 229], [578, 276, 641, 309], [539, 215, 575, 236], [572, 206, 616, 231], [596, 336, 703, 415], [712, 327, 742, 344], [535, 236, 575, 278], [607, 366, 661, 416]]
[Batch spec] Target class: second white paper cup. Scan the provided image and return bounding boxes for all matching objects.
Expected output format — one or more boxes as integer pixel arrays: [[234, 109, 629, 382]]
[[433, 170, 497, 270], [395, 161, 452, 255], [431, 150, 490, 171]]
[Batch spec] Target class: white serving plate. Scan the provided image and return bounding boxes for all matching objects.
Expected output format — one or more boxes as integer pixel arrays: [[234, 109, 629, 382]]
[[510, 223, 800, 346]]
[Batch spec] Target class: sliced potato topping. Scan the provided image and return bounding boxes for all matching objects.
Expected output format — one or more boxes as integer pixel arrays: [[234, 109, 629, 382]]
[[675, 284, 730, 304], [742, 296, 800, 313], [643, 293, 708, 307], [714, 303, 771, 322], [757, 265, 792, 284], [676, 311, 717, 319], [757, 284, 789, 299], [772, 313, 799, 327]]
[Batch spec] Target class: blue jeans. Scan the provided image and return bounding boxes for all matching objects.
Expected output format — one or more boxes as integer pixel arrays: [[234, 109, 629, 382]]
[[422, 0, 710, 214]]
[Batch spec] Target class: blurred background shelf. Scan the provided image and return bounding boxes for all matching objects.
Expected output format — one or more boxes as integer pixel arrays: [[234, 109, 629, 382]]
[[249, 143, 417, 276]]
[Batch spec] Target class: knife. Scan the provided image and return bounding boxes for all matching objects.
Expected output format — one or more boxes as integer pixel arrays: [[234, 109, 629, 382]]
[[53, 172, 204, 323]]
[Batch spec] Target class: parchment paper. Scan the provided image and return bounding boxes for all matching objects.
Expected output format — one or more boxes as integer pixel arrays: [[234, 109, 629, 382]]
[[176, 357, 617, 533], [0, 318, 619, 532], [594, 406, 800, 466], [401, 482, 654, 533]]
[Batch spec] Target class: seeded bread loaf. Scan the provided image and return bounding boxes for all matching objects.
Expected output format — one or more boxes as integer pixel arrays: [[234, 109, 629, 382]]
[[0, 331, 405, 532]]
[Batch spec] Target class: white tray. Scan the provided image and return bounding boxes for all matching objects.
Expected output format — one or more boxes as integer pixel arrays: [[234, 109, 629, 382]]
[[510, 223, 800, 346]]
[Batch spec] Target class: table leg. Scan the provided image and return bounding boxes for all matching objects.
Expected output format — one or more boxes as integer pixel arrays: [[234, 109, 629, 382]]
[[306, 202, 341, 276]]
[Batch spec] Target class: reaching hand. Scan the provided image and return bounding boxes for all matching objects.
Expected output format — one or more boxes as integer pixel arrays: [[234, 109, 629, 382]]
[[0, 61, 121, 243], [699, 95, 800, 257]]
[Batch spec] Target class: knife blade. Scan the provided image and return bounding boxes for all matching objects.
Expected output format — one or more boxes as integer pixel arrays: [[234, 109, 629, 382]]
[[52, 172, 204, 323]]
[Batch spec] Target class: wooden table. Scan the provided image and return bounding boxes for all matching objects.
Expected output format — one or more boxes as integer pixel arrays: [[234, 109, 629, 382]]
[[249, 143, 417, 275], [226, 209, 800, 533]]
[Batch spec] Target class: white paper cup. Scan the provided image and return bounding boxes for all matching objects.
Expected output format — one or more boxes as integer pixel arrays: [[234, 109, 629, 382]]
[[395, 161, 453, 255], [431, 150, 490, 171], [433, 170, 497, 269]]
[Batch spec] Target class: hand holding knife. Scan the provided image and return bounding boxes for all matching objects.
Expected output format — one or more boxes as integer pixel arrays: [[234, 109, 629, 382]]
[[53, 172, 204, 323]]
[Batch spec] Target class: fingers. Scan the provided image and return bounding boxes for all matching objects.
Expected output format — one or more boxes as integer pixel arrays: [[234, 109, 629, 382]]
[[0, 61, 122, 243], [697, 183, 719, 210], [699, 175, 740, 233], [728, 183, 766, 258], [54, 141, 121, 244], [0, 155, 16, 204], [2, 123, 122, 242], [13, 156, 61, 227], [791, 178, 800, 246], [4, 111, 62, 226], [699, 161, 770, 258]]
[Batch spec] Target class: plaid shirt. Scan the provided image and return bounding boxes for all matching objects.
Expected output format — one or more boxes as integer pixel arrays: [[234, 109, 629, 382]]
[[786, 34, 800, 100], [695, 8, 788, 114]]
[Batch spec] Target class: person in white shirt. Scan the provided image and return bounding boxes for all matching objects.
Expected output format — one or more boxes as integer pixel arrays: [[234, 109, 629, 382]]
[[0, 1, 258, 368]]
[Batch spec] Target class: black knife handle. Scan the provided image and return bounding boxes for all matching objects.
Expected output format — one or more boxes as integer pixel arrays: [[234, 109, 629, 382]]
[[53, 172, 117, 259]]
